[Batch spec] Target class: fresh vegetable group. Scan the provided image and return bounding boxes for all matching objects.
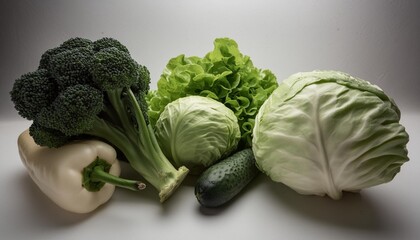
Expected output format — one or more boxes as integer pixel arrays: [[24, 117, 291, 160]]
[[11, 37, 409, 214]]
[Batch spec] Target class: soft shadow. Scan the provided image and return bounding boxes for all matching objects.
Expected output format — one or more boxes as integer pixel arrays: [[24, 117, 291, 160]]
[[182, 174, 199, 187], [17, 172, 95, 227], [118, 163, 207, 215], [265, 179, 390, 232]]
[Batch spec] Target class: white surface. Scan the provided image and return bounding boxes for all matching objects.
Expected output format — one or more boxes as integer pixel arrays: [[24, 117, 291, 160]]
[[1, 1, 419, 240], [0, 113, 419, 240]]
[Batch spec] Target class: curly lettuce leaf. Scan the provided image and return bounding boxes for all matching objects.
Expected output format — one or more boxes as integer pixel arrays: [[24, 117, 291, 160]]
[[148, 38, 278, 148]]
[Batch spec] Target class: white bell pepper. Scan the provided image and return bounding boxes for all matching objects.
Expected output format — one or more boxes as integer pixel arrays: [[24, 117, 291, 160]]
[[17, 129, 145, 214]]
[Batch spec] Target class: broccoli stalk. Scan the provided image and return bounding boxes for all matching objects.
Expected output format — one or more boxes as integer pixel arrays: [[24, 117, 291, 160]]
[[84, 88, 188, 201], [10, 37, 189, 202]]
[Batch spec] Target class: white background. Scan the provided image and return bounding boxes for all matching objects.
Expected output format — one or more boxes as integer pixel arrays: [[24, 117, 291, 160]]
[[1, 1, 419, 240]]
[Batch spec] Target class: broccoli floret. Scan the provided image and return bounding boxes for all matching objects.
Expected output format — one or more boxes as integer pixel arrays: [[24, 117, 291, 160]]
[[10, 69, 58, 120], [39, 37, 93, 71], [133, 64, 151, 93], [10, 37, 189, 202], [37, 84, 104, 136], [93, 37, 129, 53], [50, 47, 95, 89], [60, 37, 93, 50], [92, 47, 139, 90], [29, 122, 70, 148]]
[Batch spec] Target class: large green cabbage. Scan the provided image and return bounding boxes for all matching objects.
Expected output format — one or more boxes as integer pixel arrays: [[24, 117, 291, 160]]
[[147, 38, 278, 148], [155, 96, 240, 175], [253, 70, 409, 199]]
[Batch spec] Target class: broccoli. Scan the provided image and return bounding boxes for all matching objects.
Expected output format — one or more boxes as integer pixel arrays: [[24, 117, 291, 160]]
[[10, 37, 189, 202]]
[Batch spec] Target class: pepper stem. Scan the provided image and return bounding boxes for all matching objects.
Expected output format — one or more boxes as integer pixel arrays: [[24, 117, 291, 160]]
[[82, 157, 146, 192]]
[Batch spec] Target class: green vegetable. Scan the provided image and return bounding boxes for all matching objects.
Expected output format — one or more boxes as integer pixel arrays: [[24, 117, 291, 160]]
[[155, 96, 241, 175], [147, 38, 278, 148], [253, 70, 409, 200], [195, 148, 259, 208], [10, 37, 189, 202]]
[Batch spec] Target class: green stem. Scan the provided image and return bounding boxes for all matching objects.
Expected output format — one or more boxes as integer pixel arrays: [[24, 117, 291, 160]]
[[125, 89, 189, 202], [87, 88, 189, 202], [91, 166, 146, 191], [106, 89, 137, 143], [82, 157, 146, 192]]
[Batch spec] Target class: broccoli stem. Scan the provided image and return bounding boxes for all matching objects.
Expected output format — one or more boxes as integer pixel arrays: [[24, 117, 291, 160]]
[[86, 88, 189, 202], [126, 89, 189, 202]]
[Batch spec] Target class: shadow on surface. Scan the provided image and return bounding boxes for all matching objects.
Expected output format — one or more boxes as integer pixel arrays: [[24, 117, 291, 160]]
[[264, 179, 392, 232], [15, 160, 164, 228], [16, 172, 95, 227], [114, 161, 160, 204]]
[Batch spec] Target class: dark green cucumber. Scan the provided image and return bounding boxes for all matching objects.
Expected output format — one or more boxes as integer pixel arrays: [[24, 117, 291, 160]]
[[195, 148, 259, 208]]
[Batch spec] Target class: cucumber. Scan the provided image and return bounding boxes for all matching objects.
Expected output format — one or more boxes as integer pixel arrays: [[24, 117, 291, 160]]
[[195, 148, 259, 208]]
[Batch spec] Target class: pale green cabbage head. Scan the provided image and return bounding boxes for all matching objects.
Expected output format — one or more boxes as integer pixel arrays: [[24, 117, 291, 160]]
[[155, 96, 241, 175], [253, 70, 409, 199]]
